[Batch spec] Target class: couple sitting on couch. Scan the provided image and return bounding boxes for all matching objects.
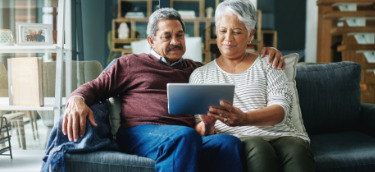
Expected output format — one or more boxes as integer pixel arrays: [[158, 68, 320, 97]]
[[50, 1, 315, 171]]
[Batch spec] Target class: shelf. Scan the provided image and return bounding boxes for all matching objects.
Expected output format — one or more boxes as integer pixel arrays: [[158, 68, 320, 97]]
[[173, 0, 200, 2], [113, 17, 213, 23], [0, 44, 61, 53], [323, 11, 375, 19], [113, 38, 141, 43], [119, 0, 154, 2], [317, 0, 375, 5], [337, 44, 375, 51], [317, 0, 375, 103], [331, 27, 375, 35], [0, 97, 67, 111], [113, 1, 265, 64], [0, 105, 55, 111], [114, 18, 149, 22]]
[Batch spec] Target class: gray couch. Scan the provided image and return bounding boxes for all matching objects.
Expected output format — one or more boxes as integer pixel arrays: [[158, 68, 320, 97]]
[[295, 62, 375, 172], [64, 61, 375, 172]]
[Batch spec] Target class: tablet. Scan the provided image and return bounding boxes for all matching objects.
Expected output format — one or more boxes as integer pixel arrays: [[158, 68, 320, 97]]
[[167, 83, 235, 115]]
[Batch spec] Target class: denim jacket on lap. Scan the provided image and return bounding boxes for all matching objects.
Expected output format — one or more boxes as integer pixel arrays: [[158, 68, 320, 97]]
[[41, 101, 120, 172]]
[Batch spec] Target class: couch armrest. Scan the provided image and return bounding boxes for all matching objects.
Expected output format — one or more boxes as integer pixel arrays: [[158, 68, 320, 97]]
[[360, 103, 375, 136]]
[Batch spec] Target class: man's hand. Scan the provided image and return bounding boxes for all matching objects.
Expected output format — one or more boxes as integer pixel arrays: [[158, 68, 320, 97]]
[[200, 114, 216, 126], [260, 47, 285, 69], [62, 97, 97, 142], [195, 115, 216, 136]]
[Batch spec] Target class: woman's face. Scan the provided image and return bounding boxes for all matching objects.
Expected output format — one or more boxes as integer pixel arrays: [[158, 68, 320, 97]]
[[216, 14, 254, 59]]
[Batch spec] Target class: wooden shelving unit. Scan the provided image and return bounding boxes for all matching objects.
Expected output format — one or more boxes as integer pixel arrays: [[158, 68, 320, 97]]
[[112, 0, 264, 64], [0, 0, 73, 124], [317, 0, 375, 103]]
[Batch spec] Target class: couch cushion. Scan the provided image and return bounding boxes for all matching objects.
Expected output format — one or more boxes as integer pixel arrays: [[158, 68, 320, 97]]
[[295, 62, 361, 134], [310, 132, 375, 172], [283, 53, 308, 137], [108, 97, 121, 139], [65, 151, 155, 172]]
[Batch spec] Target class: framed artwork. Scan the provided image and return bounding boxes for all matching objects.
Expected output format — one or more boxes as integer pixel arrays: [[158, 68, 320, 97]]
[[16, 23, 53, 45]]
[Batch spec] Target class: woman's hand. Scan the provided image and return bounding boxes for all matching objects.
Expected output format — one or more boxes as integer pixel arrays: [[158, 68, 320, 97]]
[[260, 47, 284, 70], [207, 100, 249, 126]]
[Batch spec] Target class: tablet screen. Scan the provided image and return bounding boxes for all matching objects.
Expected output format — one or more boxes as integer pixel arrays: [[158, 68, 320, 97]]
[[167, 83, 235, 115]]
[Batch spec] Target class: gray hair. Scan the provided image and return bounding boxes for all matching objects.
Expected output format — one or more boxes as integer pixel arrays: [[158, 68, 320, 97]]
[[215, 0, 257, 35], [147, 8, 185, 40]]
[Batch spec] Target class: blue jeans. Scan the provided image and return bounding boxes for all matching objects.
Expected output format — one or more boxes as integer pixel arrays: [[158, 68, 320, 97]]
[[116, 124, 243, 172]]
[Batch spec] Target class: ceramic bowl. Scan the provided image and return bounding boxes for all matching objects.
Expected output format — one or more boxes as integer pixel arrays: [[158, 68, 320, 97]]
[[0, 29, 14, 45]]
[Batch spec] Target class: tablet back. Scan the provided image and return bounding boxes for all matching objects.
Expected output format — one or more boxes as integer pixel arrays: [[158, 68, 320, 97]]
[[167, 83, 235, 115]]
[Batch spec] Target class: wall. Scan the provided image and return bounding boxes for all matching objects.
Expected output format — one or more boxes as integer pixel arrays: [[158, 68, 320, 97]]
[[257, 0, 274, 30], [274, 0, 306, 51], [80, 0, 107, 66], [258, 0, 308, 61]]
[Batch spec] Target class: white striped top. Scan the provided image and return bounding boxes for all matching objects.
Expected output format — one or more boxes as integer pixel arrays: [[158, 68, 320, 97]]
[[189, 55, 309, 142]]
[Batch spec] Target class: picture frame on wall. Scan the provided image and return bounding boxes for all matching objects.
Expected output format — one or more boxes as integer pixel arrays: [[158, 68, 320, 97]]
[[16, 23, 53, 45]]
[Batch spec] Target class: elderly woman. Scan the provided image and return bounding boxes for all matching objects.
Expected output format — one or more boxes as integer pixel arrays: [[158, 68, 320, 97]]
[[191, 0, 315, 171]]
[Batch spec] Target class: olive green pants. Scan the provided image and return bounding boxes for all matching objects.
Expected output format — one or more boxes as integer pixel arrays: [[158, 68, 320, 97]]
[[241, 136, 315, 172]]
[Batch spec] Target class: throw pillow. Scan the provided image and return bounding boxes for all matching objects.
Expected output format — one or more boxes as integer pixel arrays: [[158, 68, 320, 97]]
[[282, 53, 308, 135]]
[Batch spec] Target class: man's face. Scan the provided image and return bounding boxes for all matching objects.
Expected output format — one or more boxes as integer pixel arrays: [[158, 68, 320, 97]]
[[148, 19, 186, 63]]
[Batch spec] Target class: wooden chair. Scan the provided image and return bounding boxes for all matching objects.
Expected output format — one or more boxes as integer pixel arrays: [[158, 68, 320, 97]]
[[1, 112, 26, 149], [0, 116, 12, 159]]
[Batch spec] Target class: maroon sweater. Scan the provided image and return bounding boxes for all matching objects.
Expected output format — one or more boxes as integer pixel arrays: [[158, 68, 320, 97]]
[[71, 53, 203, 128]]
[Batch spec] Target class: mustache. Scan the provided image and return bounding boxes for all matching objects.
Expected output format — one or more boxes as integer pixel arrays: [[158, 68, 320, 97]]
[[167, 45, 183, 52]]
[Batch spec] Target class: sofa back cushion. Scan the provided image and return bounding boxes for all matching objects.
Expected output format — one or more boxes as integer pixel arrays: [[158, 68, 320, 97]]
[[295, 62, 361, 134]]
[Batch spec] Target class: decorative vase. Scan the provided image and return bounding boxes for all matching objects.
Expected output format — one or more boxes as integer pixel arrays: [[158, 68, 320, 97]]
[[118, 23, 129, 39], [0, 29, 14, 45], [206, 7, 214, 18]]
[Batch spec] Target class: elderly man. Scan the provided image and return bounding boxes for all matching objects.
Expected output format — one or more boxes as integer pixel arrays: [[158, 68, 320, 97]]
[[62, 8, 283, 172]]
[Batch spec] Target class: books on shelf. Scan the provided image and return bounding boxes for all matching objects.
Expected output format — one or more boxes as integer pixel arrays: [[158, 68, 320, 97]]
[[178, 10, 196, 18], [363, 51, 375, 63], [7, 57, 44, 106], [125, 12, 145, 18], [352, 33, 375, 44]]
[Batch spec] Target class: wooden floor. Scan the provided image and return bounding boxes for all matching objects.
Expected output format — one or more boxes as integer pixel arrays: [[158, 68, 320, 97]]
[[0, 118, 47, 172], [0, 150, 44, 172]]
